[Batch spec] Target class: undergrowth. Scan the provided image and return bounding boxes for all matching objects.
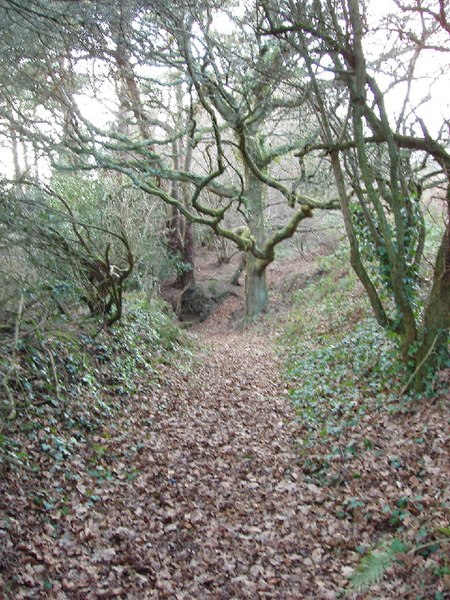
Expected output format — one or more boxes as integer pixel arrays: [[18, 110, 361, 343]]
[[280, 248, 410, 449], [0, 295, 192, 474], [279, 246, 449, 597]]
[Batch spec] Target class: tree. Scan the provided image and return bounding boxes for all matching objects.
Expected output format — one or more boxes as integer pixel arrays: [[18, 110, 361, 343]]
[[95, 1, 340, 316], [170, 4, 321, 315], [108, 4, 196, 290], [1, 0, 341, 318], [261, 0, 449, 389], [0, 177, 134, 330]]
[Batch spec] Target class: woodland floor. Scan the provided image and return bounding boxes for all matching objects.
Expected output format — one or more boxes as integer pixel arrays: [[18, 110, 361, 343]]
[[1, 246, 449, 599]]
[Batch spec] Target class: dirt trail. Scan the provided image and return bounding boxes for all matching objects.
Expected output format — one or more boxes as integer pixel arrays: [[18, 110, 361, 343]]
[[129, 297, 322, 597], [3, 249, 448, 599], [4, 294, 349, 599], [92, 297, 340, 598]]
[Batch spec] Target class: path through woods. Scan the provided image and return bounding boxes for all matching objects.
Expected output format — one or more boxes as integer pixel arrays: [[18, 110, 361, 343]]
[[2, 296, 348, 598], [2, 293, 448, 599]]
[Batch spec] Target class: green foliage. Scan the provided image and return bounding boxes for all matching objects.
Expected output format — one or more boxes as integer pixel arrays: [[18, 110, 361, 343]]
[[160, 252, 193, 284], [0, 295, 191, 473], [345, 192, 449, 392], [350, 195, 423, 302], [350, 532, 449, 593], [107, 295, 191, 392], [350, 538, 407, 591], [380, 496, 421, 530], [51, 173, 177, 293], [0, 179, 131, 324], [51, 174, 105, 222], [287, 319, 400, 427], [281, 248, 408, 448]]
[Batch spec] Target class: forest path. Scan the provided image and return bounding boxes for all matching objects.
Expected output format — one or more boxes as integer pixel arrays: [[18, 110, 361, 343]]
[[7, 295, 347, 599], [5, 255, 448, 598], [78, 296, 342, 598]]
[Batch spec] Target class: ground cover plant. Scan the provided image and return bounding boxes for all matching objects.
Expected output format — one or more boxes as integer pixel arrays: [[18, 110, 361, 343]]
[[280, 245, 449, 596], [0, 295, 191, 475]]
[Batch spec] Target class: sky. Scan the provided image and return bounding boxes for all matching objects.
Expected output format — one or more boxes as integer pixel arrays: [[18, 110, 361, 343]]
[[0, 0, 448, 177]]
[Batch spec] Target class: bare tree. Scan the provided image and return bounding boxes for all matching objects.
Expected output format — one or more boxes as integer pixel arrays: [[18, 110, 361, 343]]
[[261, 0, 450, 389], [0, 0, 342, 317]]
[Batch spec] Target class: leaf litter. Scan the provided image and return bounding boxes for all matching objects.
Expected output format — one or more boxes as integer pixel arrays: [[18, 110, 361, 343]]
[[1, 293, 449, 599]]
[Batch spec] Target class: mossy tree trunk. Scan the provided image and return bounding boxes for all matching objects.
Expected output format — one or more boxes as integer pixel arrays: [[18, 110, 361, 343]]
[[291, 0, 450, 391], [243, 137, 270, 317], [179, 219, 195, 289], [245, 255, 269, 317], [413, 214, 450, 390]]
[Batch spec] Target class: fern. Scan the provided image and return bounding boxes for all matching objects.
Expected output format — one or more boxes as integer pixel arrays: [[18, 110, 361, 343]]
[[350, 538, 407, 592]]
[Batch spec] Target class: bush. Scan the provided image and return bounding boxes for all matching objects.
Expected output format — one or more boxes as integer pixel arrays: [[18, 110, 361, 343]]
[[0, 294, 191, 473], [280, 246, 410, 447]]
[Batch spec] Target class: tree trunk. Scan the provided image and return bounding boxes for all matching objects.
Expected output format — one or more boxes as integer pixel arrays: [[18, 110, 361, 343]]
[[231, 253, 246, 286], [179, 220, 195, 289], [10, 125, 21, 179], [243, 137, 270, 317], [168, 206, 184, 255], [245, 255, 269, 318], [414, 221, 450, 390]]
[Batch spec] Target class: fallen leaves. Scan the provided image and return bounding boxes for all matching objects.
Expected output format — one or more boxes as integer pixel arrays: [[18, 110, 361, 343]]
[[1, 294, 448, 599]]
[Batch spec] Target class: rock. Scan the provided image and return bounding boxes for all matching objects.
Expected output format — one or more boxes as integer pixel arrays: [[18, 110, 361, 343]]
[[173, 280, 238, 323]]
